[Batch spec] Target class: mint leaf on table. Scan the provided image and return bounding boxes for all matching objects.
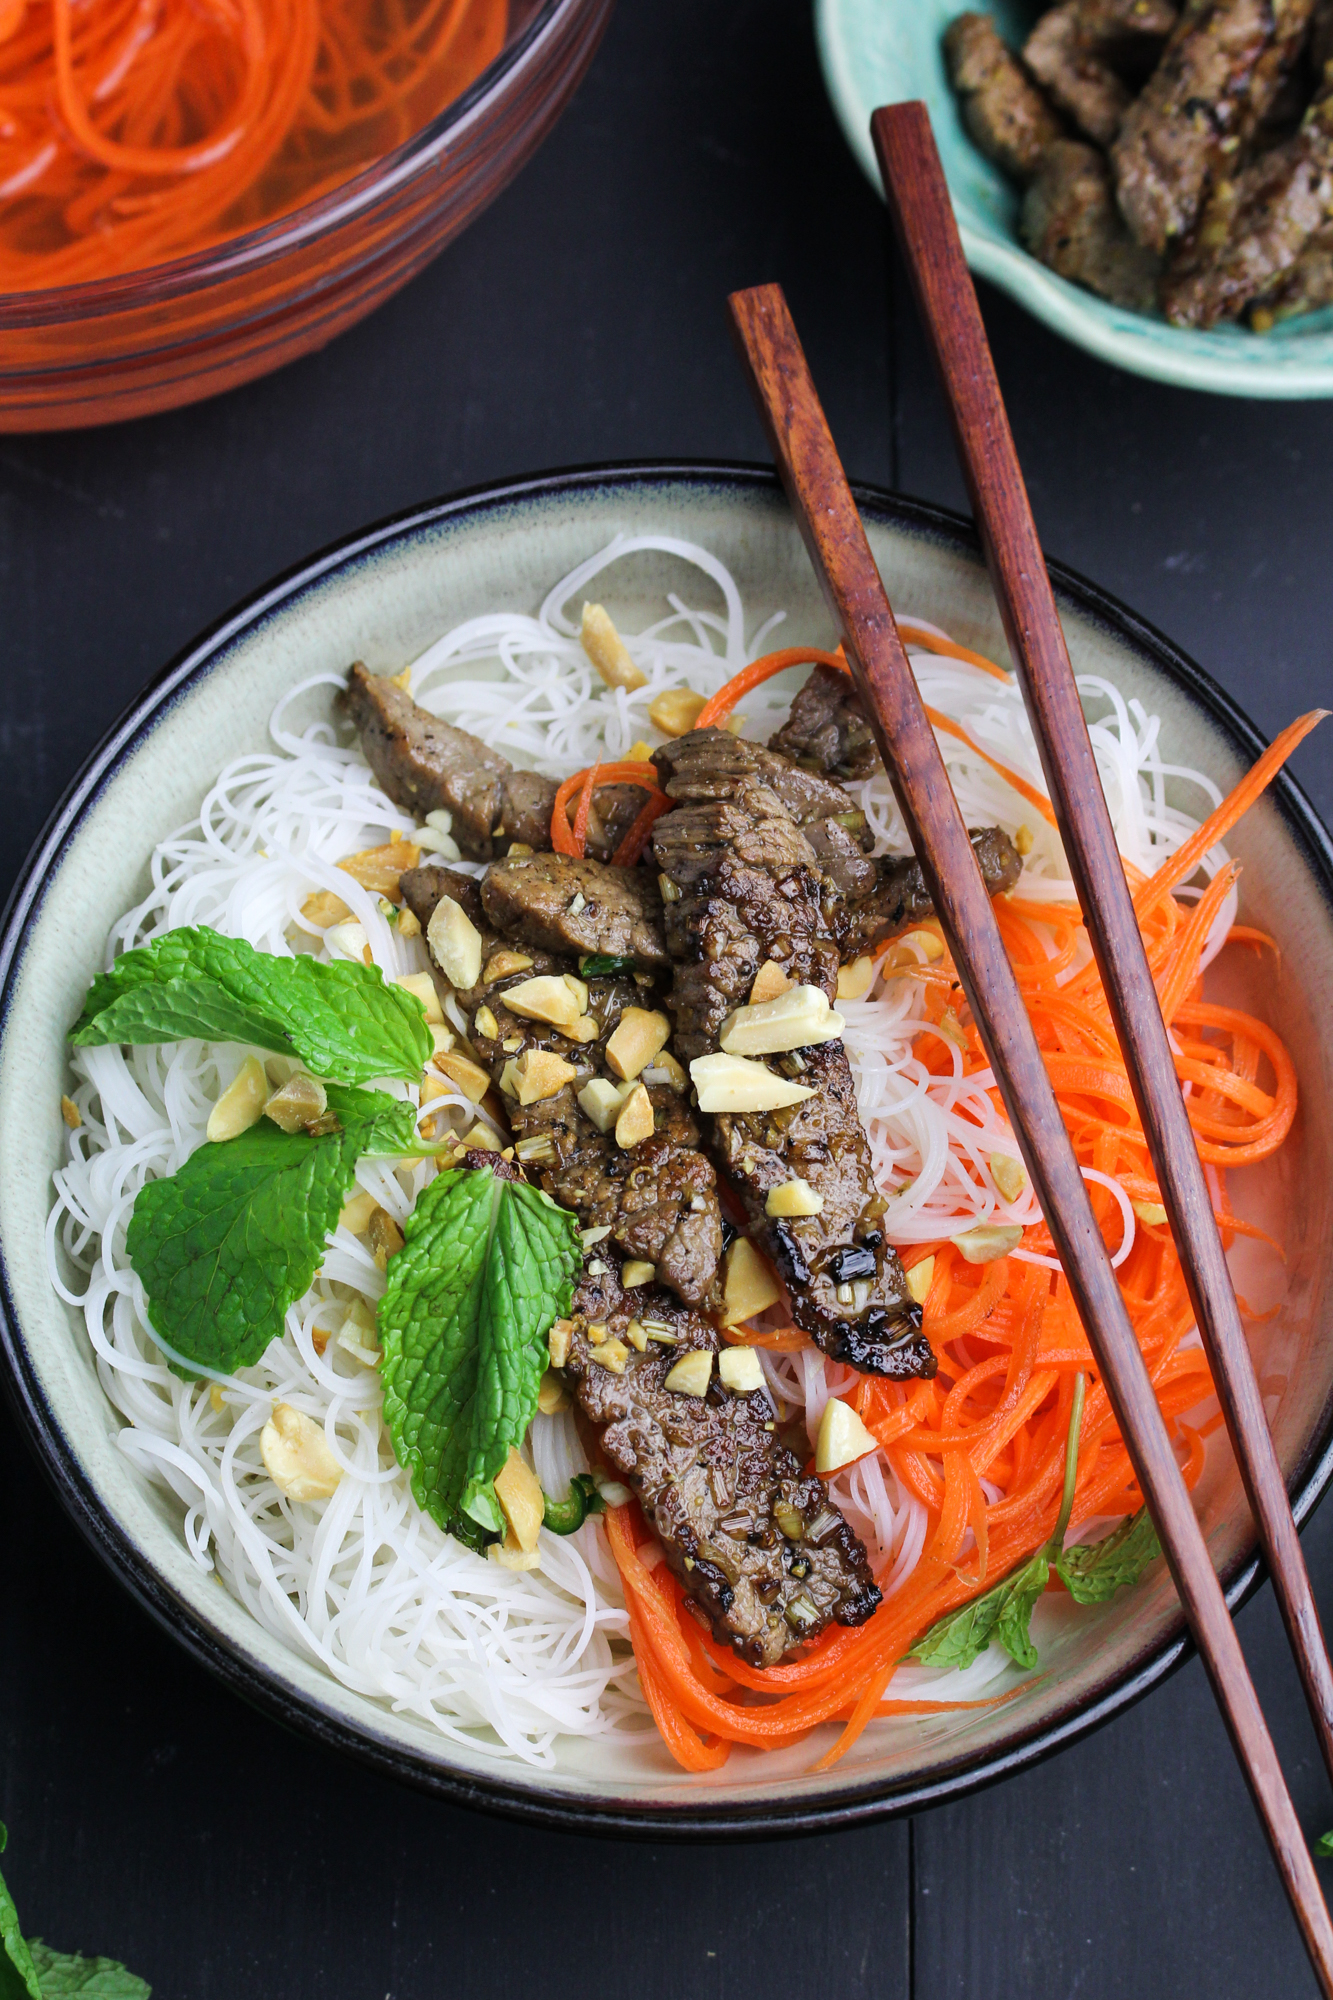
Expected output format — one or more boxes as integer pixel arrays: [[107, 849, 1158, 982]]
[[0, 1826, 42, 2000], [1056, 1509, 1161, 1603], [126, 1084, 416, 1376], [380, 1162, 581, 1539], [72, 926, 431, 1084], [1316, 1832, 1333, 1859], [27, 1946, 150, 1998]]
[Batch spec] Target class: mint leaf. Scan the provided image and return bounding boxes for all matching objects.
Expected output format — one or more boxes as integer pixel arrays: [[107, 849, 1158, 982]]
[[1056, 1509, 1161, 1604], [72, 927, 431, 1084], [0, 1827, 42, 2000], [1316, 1832, 1333, 1859], [126, 1084, 416, 1375], [993, 1552, 1049, 1671], [27, 1946, 150, 1998], [910, 1570, 1012, 1673], [380, 1164, 581, 1538]]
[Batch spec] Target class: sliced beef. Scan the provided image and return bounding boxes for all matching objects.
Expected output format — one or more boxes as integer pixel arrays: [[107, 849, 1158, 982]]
[[833, 828, 1023, 964], [1111, 0, 1316, 254], [403, 865, 723, 1305], [481, 852, 669, 970], [1259, 209, 1333, 312], [709, 1042, 934, 1377], [651, 732, 841, 1060], [1022, 139, 1164, 308], [769, 661, 882, 782], [651, 728, 927, 1377], [342, 664, 635, 863], [1025, 2, 1135, 143], [944, 13, 1066, 182], [1024, 0, 1178, 144], [561, 1255, 880, 1666], [1162, 86, 1333, 324]]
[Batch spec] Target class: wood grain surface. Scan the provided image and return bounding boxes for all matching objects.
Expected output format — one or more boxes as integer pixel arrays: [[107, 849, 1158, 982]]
[[2, 5, 1333, 1995]]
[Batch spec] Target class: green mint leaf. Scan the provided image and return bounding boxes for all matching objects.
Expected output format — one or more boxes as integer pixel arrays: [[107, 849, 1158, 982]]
[[910, 1571, 1013, 1673], [994, 1552, 1049, 1671], [1316, 1832, 1333, 1860], [0, 1827, 42, 2000], [379, 1164, 581, 1539], [1056, 1509, 1161, 1605], [577, 954, 636, 978], [126, 1085, 416, 1376], [27, 1946, 150, 1998], [72, 926, 431, 1084]]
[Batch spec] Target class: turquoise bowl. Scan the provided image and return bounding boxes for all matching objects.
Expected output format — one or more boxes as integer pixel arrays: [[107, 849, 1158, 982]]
[[816, 0, 1333, 398]]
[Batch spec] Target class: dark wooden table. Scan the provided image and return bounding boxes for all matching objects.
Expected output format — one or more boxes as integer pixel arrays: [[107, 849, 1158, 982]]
[[3, 4, 1332, 1994]]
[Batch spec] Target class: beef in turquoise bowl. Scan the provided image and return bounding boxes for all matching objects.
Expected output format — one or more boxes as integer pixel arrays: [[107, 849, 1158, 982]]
[[816, 0, 1333, 399]]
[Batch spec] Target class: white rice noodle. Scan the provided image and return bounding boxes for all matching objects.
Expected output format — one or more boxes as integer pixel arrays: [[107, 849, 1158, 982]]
[[46, 532, 1249, 1761]]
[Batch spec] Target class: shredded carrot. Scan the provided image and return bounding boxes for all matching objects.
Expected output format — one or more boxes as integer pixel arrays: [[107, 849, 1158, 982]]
[[606, 714, 1318, 1772], [693, 647, 847, 730], [0, 0, 505, 289], [549, 761, 667, 861]]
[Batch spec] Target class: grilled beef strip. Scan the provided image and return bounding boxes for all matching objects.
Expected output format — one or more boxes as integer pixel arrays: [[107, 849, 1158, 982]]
[[944, 13, 1066, 182], [1259, 208, 1333, 311], [1024, 0, 1178, 145], [480, 851, 670, 970], [651, 730, 930, 1378], [1161, 77, 1333, 323], [769, 661, 881, 782], [400, 864, 724, 1306], [342, 663, 642, 862], [1022, 138, 1165, 308], [561, 1251, 881, 1665], [1111, 0, 1317, 255], [832, 828, 1023, 964]]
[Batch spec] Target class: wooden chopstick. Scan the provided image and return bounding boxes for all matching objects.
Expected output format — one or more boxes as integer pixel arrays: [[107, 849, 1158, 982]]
[[871, 91, 1333, 1802], [726, 280, 1333, 1996]]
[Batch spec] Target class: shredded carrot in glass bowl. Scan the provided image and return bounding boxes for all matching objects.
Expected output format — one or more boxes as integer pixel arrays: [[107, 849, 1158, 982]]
[[0, 0, 506, 288]]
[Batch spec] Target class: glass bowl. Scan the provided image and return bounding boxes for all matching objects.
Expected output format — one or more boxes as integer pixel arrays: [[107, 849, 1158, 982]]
[[0, 0, 614, 433]]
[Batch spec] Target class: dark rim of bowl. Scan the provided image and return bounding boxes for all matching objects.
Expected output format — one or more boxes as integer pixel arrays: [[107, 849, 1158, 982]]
[[0, 0, 601, 324], [2, 460, 1332, 1842]]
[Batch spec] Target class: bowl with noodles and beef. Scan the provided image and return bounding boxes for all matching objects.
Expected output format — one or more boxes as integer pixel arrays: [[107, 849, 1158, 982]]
[[2, 463, 1331, 1831]]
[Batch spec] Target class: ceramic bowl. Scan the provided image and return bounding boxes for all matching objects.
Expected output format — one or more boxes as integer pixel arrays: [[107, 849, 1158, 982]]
[[816, 0, 1333, 399], [3, 464, 1332, 1835]]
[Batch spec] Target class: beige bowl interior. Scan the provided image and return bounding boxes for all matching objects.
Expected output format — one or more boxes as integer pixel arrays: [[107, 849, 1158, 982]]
[[3, 470, 1331, 1824]]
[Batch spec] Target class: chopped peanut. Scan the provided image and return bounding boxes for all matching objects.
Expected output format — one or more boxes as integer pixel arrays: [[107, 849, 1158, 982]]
[[260, 1404, 342, 1502], [649, 687, 707, 737], [750, 959, 793, 1005], [836, 956, 875, 1001], [605, 1007, 671, 1081], [765, 1177, 823, 1218], [397, 906, 421, 939], [489, 1532, 541, 1572], [990, 1153, 1027, 1204], [474, 1005, 500, 1041], [905, 1255, 935, 1306], [60, 1094, 81, 1129], [300, 888, 354, 928], [579, 1077, 630, 1133], [325, 920, 373, 966], [594, 1338, 630, 1374], [720, 984, 843, 1057], [494, 1448, 545, 1552], [816, 1397, 878, 1475], [621, 1260, 656, 1288], [338, 838, 420, 900], [1014, 823, 1035, 858], [951, 1223, 1022, 1265], [614, 1082, 655, 1149], [538, 1370, 571, 1415], [394, 971, 442, 1023], [502, 975, 583, 1030], [432, 1049, 492, 1103], [548, 1318, 574, 1369], [207, 1057, 269, 1143], [664, 1350, 713, 1397], [718, 1347, 765, 1394], [641, 1049, 687, 1092], [581, 602, 648, 691], [483, 949, 534, 982], [338, 1189, 378, 1235], [515, 1048, 579, 1105], [721, 1238, 783, 1326], [463, 1122, 500, 1151], [427, 896, 483, 991], [690, 1052, 815, 1114], [1133, 1200, 1169, 1227]]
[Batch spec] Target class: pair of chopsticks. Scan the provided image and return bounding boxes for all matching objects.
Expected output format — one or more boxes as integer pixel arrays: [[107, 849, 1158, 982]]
[[726, 100, 1333, 1993]]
